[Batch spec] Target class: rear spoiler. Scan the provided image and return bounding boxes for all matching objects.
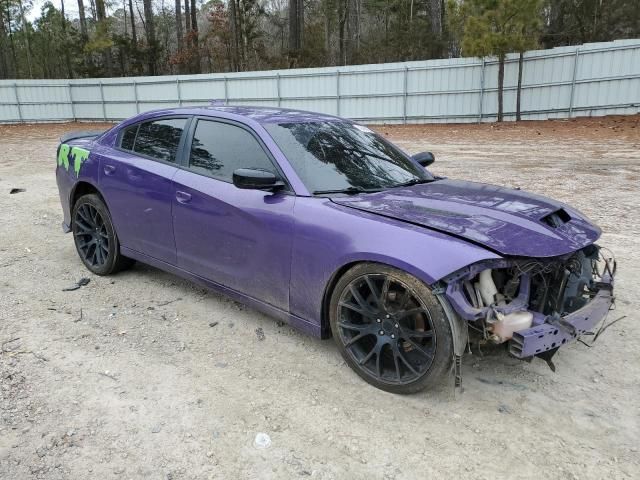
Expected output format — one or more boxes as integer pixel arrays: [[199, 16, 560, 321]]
[[60, 130, 106, 143]]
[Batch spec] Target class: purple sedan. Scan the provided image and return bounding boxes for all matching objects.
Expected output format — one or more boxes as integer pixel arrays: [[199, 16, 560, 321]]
[[55, 106, 616, 393]]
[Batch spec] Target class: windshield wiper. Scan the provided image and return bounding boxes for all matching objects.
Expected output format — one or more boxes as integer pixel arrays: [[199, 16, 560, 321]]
[[313, 186, 381, 195], [394, 178, 435, 188]]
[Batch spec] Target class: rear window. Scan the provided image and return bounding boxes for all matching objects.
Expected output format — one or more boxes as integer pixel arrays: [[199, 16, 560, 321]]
[[120, 118, 187, 163]]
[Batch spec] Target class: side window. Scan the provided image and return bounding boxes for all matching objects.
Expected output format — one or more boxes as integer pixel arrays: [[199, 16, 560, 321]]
[[189, 120, 276, 181], [132, 118, 187, 163], [120, 124, 138, 150]]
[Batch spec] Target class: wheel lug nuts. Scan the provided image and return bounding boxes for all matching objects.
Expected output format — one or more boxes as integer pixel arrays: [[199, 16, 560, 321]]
[[376, 319, 381, 323], [379, 330, 384, 335], [394, 323, 399, 328], [391, 334, 395, 339], [386, 314, 390, 318]]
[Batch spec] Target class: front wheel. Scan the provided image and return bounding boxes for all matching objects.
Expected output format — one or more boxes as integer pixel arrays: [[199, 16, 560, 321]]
[[72, 193, 134, 275], [329, 263, 453, 394]]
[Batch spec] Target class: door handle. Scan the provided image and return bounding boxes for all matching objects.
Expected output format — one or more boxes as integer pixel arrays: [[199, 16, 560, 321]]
[[175, 191, 192, 204], [103, 164, 116, 175]]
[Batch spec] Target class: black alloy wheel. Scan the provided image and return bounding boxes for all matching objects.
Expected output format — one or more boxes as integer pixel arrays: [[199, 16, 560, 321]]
[[74, 202, 110, 268], [72, 194, 133, 275], [330, 263, 453, 394]]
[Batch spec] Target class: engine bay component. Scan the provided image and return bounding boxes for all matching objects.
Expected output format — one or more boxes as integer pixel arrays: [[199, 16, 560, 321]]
[[442, 244, 616, 359], [490, 311, 533, 343]]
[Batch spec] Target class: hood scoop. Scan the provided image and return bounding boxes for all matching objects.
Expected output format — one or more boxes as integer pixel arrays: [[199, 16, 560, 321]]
[[541, 208, 571, 228]]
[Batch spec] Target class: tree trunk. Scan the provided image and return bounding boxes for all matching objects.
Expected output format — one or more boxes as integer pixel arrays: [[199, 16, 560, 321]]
[[175, 0, 183, 72], [143, 0, 157, 75], [5, 1, 18, 77], [183, 0, 191, 72], [95, 0, 113, 76], [497, 54, 505, 122], [324, 13, 331, 63], [184, 0, 190, 35], [0, 6, 9, 78], [77, 0, 88, 41], [288, 0, 303, 57], [298, 0, 304, 51], [355, 0, 360, 55], [228, 0, 239, 71], [429, 0, 443, 57], [338, 0, 348, 65], [289, 0, 298, 54], [236, 0, 244, 68], [190, 0, 200, 73], [129, 0, 138, 44], [77, 0, 92, 72], [60, 0, 73, 78], [516, 51, 524, 121], [128, 0, 140, 74], [18, 0, 33, 78]]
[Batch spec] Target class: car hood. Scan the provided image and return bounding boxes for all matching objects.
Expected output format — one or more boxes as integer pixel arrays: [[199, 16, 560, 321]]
[[331, 179, 600, 257]]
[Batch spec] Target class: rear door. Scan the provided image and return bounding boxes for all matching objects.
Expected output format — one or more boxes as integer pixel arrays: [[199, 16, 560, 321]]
[[171, 117, 295, 311], [100, 116, 190, 265]]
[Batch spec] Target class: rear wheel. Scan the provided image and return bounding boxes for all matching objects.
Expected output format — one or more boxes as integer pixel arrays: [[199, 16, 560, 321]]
[[330, 263, 453, 394], [72, 194, 134, 275]]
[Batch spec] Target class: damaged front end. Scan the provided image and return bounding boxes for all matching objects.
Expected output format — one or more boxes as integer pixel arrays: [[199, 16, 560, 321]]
[[441, 244, 616, 366]]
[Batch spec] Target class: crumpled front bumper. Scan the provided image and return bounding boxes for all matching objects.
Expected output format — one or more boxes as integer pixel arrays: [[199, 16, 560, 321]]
[[508, 275, 614, 358]]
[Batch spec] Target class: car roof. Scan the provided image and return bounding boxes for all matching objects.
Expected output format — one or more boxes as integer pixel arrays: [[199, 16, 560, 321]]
[[143, 105, 346, 125]]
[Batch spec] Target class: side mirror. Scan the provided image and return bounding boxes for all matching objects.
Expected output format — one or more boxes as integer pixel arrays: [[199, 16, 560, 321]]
[[232, 168, 284, 191], [412, 151, 435, 167]]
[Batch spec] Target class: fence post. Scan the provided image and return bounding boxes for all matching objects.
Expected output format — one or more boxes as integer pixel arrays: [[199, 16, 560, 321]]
[[133, 79, 140, 113], [14, 83, 23, 122], [176, 78, 182, 106], [224, 76, 229, 105], [336, 70, 341, 116], [403, 66, 409, 124], [68, 82, 76, 121], [478, 58, 486, 123], [99, 81, 107, 120], [568, 48, 580, 118], [276, 73, 281, 107]]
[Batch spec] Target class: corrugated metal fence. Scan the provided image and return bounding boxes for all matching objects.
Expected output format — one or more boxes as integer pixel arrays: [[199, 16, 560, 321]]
[[0, 39, 639, 124]]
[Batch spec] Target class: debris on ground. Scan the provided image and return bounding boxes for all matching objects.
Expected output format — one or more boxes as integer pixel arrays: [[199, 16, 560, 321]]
[[254, 433, 272, 449], [9, 188, 26, 194], [255, 327, 265, 341], [157, 297, 182, 307], [62, 277, 90, 291]]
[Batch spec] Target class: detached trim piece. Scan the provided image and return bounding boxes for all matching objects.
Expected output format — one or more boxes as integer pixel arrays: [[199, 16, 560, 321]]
[[509, 275, 614, 358]]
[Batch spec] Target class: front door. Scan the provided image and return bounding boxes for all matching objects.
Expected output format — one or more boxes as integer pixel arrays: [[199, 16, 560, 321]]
[[172, 118, 295, 311]]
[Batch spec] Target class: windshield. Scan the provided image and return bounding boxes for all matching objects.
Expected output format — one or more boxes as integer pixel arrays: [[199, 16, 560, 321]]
[[264, 121, 433, 194]]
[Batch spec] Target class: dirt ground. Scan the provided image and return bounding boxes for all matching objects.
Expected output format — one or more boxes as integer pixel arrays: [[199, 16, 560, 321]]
[[1, 116, 639, 480]]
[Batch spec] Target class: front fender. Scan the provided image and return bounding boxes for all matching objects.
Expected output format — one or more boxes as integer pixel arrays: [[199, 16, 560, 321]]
[[289, 197, 500, 333]]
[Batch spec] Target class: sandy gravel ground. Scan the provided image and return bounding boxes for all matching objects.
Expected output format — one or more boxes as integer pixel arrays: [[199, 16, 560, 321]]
[[1, 116, 639, 480]]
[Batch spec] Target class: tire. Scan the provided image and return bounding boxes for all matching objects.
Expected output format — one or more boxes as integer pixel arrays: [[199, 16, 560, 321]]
[[72, 193, 134, 275], [329, 263, 453, 394]]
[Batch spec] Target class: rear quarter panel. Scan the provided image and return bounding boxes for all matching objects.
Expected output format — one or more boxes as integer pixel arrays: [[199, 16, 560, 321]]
[[56, 138, 101, 229]]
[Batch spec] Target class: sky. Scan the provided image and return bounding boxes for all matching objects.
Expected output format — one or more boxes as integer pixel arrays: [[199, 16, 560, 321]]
[[28, 0, 82, 21], [27, 0, 125, 22]]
